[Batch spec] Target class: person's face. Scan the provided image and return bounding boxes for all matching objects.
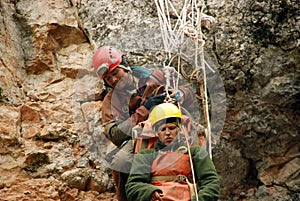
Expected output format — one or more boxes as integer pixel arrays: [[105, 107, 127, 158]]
[[157, 123, 179, 146], [103, 67, 127, 88]]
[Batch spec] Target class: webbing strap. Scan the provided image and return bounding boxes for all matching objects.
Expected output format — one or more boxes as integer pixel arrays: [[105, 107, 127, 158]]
[[151, 175, 196, 198], [151, 175, 191, 183]]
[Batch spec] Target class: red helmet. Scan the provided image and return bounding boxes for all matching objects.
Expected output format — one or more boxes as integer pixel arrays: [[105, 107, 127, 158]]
[[92, 46, 125, 79]]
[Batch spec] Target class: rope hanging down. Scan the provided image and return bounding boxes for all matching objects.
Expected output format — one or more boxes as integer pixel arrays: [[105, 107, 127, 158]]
[[154, 0, 216, 159], [154, 2, 216, 200]]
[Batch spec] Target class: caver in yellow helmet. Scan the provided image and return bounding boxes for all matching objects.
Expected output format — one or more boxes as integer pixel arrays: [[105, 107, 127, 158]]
[[149, 103, 182, 130]]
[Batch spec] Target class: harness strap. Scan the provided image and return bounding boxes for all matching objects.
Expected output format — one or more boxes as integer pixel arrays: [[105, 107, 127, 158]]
[[151, 175, 196, 198], [151, 175, 192, 183]]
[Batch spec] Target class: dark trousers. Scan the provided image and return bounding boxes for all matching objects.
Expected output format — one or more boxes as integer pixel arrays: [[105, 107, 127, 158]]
[[112, 170, 129, 201], [110, 142, 134, 201]]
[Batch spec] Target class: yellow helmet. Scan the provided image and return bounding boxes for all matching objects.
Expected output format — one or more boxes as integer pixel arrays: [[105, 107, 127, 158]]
[[149, 103, 182, 129]]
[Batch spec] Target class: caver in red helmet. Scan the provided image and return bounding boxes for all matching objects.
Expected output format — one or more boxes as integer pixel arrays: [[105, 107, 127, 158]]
[[92, 46, 125, 79]]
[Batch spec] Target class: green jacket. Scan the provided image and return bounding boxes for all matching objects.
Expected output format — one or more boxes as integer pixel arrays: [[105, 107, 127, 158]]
[[125, 141, 220, 201]]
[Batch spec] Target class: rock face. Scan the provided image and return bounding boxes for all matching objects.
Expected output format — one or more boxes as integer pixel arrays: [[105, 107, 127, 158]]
[[0, 0, 299, 201]]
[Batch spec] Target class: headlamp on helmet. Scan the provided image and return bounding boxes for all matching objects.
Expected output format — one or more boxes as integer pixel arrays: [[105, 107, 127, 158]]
[[92, 46, 125, 79], [96, 63, 110, 77]]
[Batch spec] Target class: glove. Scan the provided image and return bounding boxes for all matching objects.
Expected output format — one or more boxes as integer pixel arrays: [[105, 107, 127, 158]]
[[144, 93, 166, 111]]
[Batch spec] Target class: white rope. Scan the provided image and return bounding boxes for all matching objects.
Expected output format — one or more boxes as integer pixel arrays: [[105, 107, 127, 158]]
[[181, 124, 199, 201], [163, 64, 179, 99], [197, 4, 213, 159], [205, 59, 216, 73], [163, 62, 171, 98], [154, 1, 216, 198], [155, 0, 180, 53]]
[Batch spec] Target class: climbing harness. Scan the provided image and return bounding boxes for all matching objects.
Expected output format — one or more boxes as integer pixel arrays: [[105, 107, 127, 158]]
[[151, 145, 196, 201]]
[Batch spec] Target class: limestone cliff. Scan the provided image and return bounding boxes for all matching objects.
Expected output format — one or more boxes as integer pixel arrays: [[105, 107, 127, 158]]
[[0, 0, 299, 200]]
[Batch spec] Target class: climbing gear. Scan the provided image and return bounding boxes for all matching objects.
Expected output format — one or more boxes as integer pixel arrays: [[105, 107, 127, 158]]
[[92, 46, 125, 78], [151, 151, 196, 201], [154, 0, 216, 162], [151, 174, 196, 200], [96, 63, 110, 77], [151, 174, 191, 183], [149, 103, 182, 128], [153, 3, 218, 200]]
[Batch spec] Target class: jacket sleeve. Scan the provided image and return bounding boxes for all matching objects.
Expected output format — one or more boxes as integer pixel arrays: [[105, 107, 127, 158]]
[[125, 150, 163, 201], [101, 92, 150, 147], [191, 146, 220, 201]]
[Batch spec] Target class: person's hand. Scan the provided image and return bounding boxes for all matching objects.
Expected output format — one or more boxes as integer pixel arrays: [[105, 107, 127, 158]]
[[150, 191, 163, 201], [166, 90, 184, 103], [144, 93, 166, 110]]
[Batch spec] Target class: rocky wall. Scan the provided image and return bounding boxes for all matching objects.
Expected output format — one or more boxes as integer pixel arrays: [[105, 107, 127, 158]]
[[0, 0, 299, 200]]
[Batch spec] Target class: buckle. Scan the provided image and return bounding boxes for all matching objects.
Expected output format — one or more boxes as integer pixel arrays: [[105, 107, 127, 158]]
[[176, 175, 187, 183]]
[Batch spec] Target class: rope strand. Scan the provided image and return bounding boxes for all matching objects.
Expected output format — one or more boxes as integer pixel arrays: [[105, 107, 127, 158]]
[[154, 1, 217, 199]]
